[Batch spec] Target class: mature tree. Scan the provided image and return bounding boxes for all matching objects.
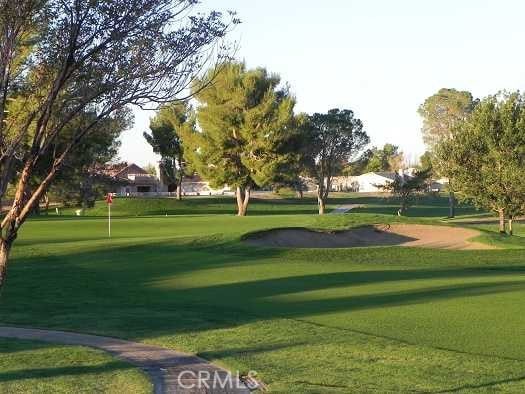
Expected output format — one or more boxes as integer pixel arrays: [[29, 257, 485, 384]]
[[183, 62, 299, 216], [365, 143, 404, 173], [380, 170, 430, 216], [306, 109, 369, 214], [269, 113, 314, 198], [144, 102, 194, 199], [436, 92, 525, 234], [418, 88, 477, 218], [45, 110, 130, 209], [0, 0, 236, 288]]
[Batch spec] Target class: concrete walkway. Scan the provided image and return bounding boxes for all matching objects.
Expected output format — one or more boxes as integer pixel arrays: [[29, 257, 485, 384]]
[[330, 204, 363, 214], [0, 326, 251, 394]]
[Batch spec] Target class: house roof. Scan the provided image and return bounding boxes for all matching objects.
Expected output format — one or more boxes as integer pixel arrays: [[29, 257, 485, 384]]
[[362, 171, 396, 180], [114, 163, 149, 177], [91, 162, 154, 184]]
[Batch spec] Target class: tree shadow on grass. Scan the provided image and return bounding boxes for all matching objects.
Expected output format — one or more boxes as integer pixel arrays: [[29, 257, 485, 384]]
[[1, 236, 525, 341], [436, 374, 525, 393], [0, 361, 132, 382], [0, 338, 54, 354]]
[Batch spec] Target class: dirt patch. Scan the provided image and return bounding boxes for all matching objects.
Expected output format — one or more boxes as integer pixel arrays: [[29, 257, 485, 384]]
[[244, 224, 495, 250]]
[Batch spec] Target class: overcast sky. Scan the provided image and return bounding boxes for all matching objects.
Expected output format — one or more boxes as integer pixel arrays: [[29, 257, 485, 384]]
[[119, 0, 525, 166]]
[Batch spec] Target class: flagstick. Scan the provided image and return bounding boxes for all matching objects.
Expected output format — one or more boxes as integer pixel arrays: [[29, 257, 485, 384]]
[[108, 202, 111, 238]]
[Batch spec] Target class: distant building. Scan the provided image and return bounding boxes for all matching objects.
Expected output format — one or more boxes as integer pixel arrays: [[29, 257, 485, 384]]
[[332, 170, 448, 193], [355, 172, 397, 192], [332, 172, 396, 193], [429, 178, 449, 192], [100, 162, 229, 196], [101, 163, 159, 195]]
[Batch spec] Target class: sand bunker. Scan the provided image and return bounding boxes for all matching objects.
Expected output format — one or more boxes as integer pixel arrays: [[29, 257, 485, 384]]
[[244, 224, 494, 250]]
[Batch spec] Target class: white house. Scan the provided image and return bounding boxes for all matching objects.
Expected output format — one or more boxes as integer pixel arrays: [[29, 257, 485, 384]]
[[353, 172, 397, 192], [332, 172, 396, 193]]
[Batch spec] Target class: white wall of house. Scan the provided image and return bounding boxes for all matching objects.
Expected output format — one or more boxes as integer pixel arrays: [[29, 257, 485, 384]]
[[355, 173, 393, 192], [332, 172, 393, 192]]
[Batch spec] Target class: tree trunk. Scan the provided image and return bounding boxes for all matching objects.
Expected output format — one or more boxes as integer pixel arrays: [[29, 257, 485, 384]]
[[296, 189, 303, 199], [80, 174, 94, 209], [318, 196, 326, 215], [0, 227, 16, 290], [508, 216, 513, 236], [236, 186, 251, 216], [0, 240, 11, 290], [498, 209, 506, 234], [448, 191, 455, 218], [175, 157, 183, 201]]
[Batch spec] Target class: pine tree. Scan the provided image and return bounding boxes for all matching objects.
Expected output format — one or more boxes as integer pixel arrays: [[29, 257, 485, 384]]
[[183, 62, 299, 216]]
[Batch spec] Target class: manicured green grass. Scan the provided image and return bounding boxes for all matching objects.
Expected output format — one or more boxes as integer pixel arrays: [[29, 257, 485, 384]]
[[57, 195, 329, 216], [55, 192, 484, 218], [0, 338, 151, 393], [348, 193, 484, 218], [2, 195, 525, 392]]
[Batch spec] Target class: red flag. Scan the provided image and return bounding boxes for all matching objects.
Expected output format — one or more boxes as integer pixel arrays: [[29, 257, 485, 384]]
[[106, 194, 113, 205]]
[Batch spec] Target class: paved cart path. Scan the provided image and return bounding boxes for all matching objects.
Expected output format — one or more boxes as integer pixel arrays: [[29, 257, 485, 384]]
[[330, 204, 363, 214], [0, 326, 251, 394]]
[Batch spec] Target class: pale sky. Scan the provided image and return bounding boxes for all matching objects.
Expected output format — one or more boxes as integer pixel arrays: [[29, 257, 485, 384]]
[[119, 0, 525, 166]]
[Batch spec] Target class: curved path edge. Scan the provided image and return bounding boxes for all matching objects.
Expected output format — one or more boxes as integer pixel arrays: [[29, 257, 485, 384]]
[[0, 326, 250, 394]]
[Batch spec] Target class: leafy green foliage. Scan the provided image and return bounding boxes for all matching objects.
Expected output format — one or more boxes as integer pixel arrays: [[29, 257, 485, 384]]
[[0, 0, 237, 288], [418, 88, 477, 218], [418, 88, 478, 149], [342, 144, 404, 176], [365, 143, 404, 173], [182, 62, 301, 215], [418, 151, 434, 175], [305, 108, 369, 213], [41, 110, 130, 208], [341, 149, 373, 176], [144, 102, 194, 196], [380, 170, 430, 215], [436, 92, 525, 225]]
